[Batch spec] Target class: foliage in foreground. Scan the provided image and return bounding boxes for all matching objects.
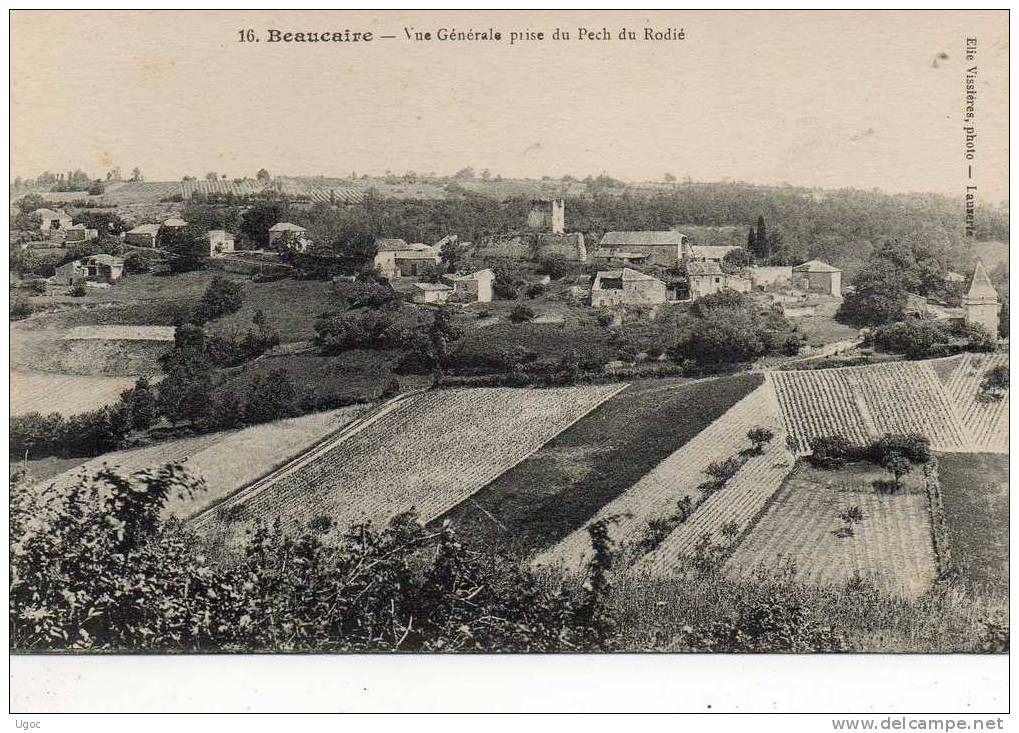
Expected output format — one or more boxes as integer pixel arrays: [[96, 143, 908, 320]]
[[10, 465, 1007, 654]]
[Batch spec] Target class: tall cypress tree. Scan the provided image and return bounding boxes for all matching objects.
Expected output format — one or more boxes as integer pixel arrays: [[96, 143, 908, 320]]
[[746, 226, 757, 261], [755, 215, 769, 261]]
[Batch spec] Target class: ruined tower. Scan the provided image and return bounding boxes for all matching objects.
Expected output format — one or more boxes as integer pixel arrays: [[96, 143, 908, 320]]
[[963, 258, 1000, 337], [527, 198, 565, 235]]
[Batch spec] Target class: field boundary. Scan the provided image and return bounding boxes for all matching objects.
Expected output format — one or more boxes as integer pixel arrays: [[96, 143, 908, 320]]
[[923, 458, 953, 580]]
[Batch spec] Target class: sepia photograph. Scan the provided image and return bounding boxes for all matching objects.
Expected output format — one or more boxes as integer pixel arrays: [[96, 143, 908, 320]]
[[7, 8, 1010, 716]]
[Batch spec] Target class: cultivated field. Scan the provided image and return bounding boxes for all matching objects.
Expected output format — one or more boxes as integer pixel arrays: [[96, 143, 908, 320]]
[[193, 384, 626, 555], [534, 380, 784, 571], [11, 370, 138, 417], [771, 362, 969, 454], [61, 325, 176, 341], [938, 452, 1009, 597], [28, 406, 367, 521], [438, 374, 763, 555], [938, 353, 1009, 453], [724, 462, 937, 599]]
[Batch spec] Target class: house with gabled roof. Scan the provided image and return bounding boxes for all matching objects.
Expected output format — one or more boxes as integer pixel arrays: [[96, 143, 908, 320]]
[[445, 268, 495, 303], [36, 208, 73, 232], [591, 267, 667, 308], [687, 260, 751, 300], [411, 281, 453, 304], [268, 222, 308, 251], [597, 231, 687, 266], [124, 223, 161, 247], [374, 238, 442, 278], [792, 259, 842, 297]]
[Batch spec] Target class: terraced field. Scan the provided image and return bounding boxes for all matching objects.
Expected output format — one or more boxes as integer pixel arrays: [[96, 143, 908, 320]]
[[939, 353, 1009, 453], [724, 462, 937, 599], [772, 362, 969, 454], [28, 406, 367, 520], [534, 380, 783, 571], [179, 178, 364, 204], [193, 384, 626, 555]]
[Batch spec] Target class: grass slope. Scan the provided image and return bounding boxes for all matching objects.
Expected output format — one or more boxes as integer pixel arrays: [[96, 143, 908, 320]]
[[437, 373, 763, 556], [938, 452, 1009, 598]]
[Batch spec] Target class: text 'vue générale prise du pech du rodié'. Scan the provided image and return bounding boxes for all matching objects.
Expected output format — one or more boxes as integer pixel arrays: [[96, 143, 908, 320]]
[[238, 25, 688, 45]]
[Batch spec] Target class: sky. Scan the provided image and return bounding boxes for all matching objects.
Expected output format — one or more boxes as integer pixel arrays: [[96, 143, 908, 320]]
[[10, 10, 1010, 201]]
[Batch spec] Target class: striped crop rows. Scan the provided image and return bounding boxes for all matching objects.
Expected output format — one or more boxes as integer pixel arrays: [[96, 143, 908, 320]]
[[197, 385, 624, 554], [533, 382, 783, 572], [772, 362, 968, 453], [942, 353, 1009, 452]]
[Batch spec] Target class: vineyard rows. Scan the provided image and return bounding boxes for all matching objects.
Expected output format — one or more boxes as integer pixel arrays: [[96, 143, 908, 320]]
[[195, 384, 625, 554], [633, 445, 796, 575], [533, 382, 783, 571], [941, 353, 1009, 453], [771, 362, 968, 454], [179, 178, 364, 204], [724, 471, 937, 599]]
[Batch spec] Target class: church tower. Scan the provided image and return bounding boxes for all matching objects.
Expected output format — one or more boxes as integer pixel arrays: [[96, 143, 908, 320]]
[[962, 259, 1000, 337]]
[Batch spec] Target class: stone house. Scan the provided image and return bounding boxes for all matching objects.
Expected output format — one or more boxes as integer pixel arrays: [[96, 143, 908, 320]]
[[597, 231, 688, 266], [374, 239, 442, 278], [681, 243, 743, 265], [64, 224, 99, 243], [591, 268, 667, 308], [36, 208, 73, 232], [687, 261, 751, 300], [208, 230, 236, 257], [124, 223, 161, 247], [792, 260, 842, 297], [445, 268, 495, 303], [592, 248, 650, 267], [52, 254, 124, 285], [411, 281, 453, 305], [268, 222, 309, 251]]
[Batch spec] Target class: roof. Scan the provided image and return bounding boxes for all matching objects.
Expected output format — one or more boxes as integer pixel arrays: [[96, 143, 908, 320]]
[[966, 259, 998, 300], [163, 218, 187, 227], [65, 223, 88, 230], [35, 208, 69, 219], [596, 267, 664, 284], [375, 238, 410, 252], [413, 282, 453, 292], [688, 244, 742, 260], [269, 222, 307, 232], [447, 268, 494, 282], [687, 261, 724, 276], [207, 229, 235, 238], [599, 231, 686, 247], [85, 254, 124, 266], [127, 224, 161, 235], [793, 259, 841, 273], [593, 248, 649, 259]]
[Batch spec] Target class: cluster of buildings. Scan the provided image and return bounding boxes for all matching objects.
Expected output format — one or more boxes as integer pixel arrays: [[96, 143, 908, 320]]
[[904, 260, 1001, 336]]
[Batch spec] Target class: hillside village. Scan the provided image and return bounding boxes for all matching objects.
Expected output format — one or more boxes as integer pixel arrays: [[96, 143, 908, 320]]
[[9, 170, 1010, 654]]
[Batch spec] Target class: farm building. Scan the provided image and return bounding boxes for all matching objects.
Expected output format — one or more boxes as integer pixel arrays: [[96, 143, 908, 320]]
[[682, 243, 743, 265], [792, 260, 842, 297], [64, 224, 99, 243], [51, 254, 125, 285], [592, 249, 650, 267], [591, 268, 667, 308], [687, 261, 751, 300], [374, 239, 442, 278], [749, 265, 793, 288], [534, 232, 586, 261], [597, 231, 687, 266], [962, 259, 1001, 336], [208, 230, 236, 257], [268, 222, 309, 251], [162, 217, 188, 229], [36, 208, 73, 232], [411, 281, 453, 304], [124, 223, 161, 247], [445, 268, 495, 303]]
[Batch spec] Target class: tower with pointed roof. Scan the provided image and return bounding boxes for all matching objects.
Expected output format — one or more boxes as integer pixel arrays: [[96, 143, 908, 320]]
[[962, 259, 1000, 337]]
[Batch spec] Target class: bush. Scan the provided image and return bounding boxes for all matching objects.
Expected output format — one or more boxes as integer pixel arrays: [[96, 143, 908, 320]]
[[124, 250, 158, 274], [536, 253, 569, 280], [979, 365, 1009, 399], [526, 283, 547, 299], [192, 276, 245, 323], [509, 304, 535, 323], [10, 295, 34, 321], [314, 309, 406, 353], [70, 281, 88, 297], [807, 434, 855, 468], [869, 320, 954, 359]]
